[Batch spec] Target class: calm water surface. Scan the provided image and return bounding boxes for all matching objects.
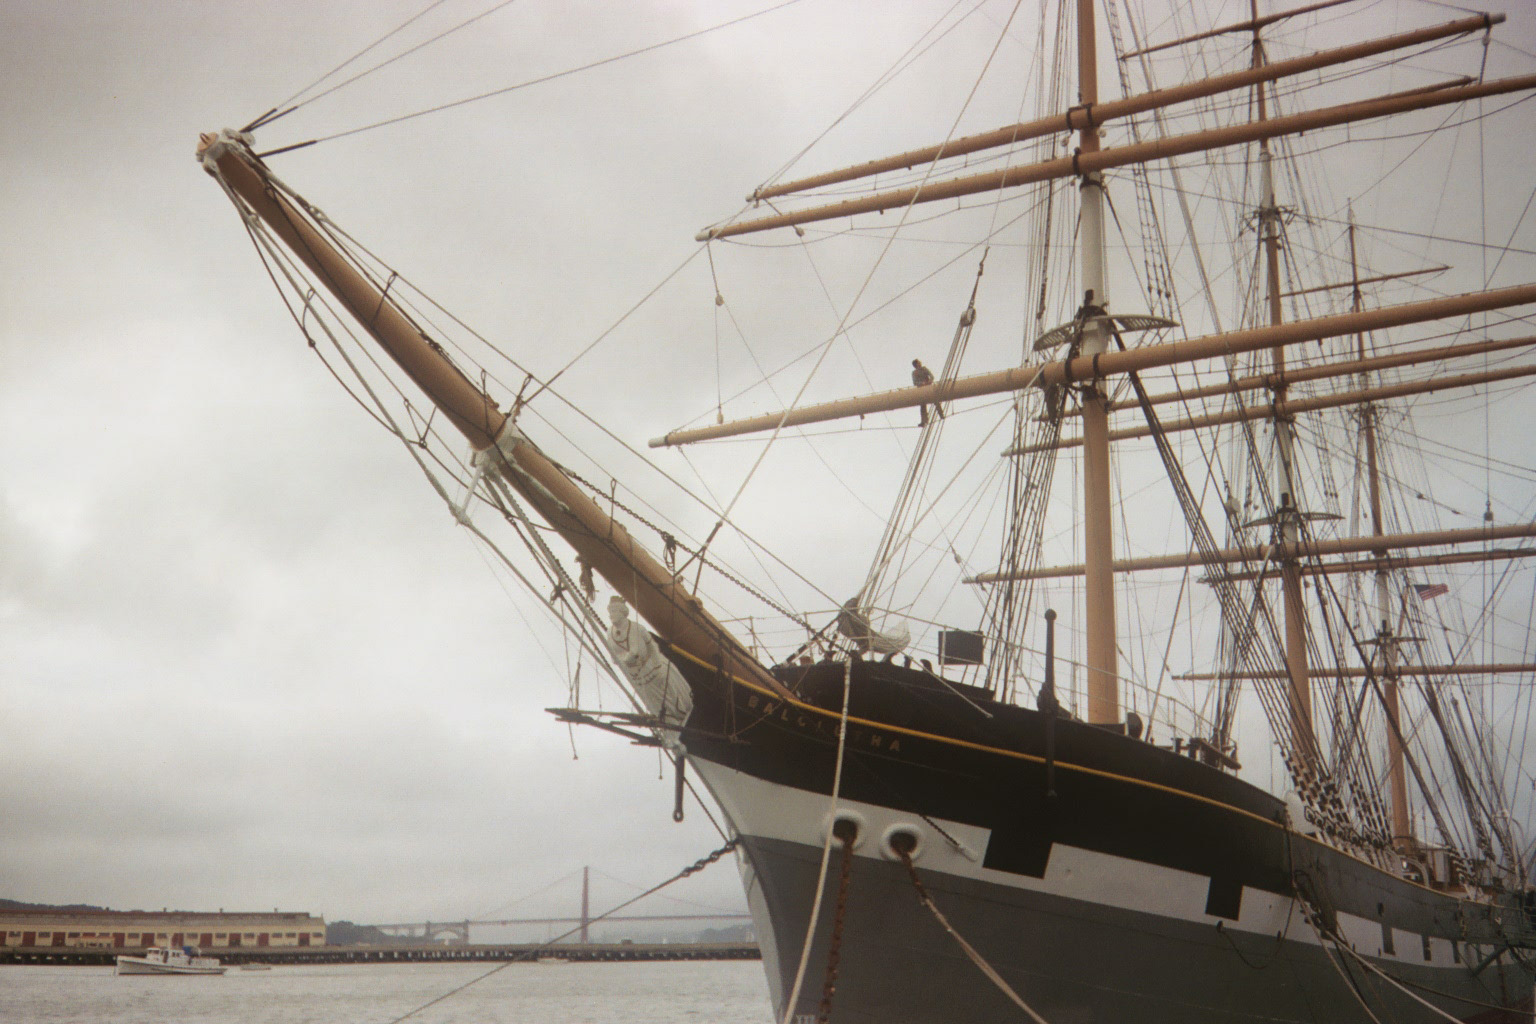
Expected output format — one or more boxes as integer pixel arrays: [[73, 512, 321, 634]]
[[0, 960, 775, 1024]]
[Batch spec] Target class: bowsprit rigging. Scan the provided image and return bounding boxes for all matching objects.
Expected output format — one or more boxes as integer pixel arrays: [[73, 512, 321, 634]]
[[199, 0, 1536, 1020], [241, 0, 817, 158]]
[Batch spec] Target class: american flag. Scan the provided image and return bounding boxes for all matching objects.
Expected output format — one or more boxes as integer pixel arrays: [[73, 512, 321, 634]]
[[1413, 583, 1449, 600]]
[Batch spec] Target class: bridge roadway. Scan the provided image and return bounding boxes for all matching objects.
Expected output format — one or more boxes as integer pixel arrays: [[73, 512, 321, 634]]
[[0, 941, 760, 967]]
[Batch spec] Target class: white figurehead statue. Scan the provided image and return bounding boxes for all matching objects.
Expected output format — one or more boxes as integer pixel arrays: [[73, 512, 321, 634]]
[[608, 595, 652, 669], [606, 596, 693, 730]]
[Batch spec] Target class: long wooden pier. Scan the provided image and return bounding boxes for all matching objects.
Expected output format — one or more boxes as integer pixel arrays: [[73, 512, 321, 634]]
[[0, 942, 759, 967]]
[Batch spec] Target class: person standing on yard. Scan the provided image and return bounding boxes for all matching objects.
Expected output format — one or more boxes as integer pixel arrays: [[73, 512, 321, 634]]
[[911, 358, 941, 426]]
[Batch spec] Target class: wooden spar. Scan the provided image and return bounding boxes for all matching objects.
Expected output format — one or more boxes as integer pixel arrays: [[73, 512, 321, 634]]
[[748, 14, 1497, 202], [1120, 0, 1360, 59], [648, 283, 1536, 448], [1060, 334, 1535, 419], [699, 71, 1536, 241], [1279, 265, 1448, 300], [1007, 362, 1536, 455], [967, 522, 1536, 584], [1350, 219, 1412, 853], [1077, 0, 1118, 725], [1204, 546, 1536, 582], [1250, 14, 1313, 759], [1176, 664, 1536, 680], [197, 132, 792, 701]]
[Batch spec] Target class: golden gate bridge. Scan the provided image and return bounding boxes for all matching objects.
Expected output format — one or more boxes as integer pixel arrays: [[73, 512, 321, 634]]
[[366, 866, 749, 945]]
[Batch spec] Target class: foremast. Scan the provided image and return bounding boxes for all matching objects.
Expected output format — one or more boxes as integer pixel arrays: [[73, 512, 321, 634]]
[[1075, 0, 1119, 724], [196, 131, 793, 702]]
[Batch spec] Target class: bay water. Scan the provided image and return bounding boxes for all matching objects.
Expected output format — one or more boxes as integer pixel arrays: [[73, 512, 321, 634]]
[[0, 960, 775, 1024]]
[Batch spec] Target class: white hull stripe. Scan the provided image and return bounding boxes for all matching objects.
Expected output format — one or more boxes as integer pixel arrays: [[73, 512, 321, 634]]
[[693, 758, 1478, 969]]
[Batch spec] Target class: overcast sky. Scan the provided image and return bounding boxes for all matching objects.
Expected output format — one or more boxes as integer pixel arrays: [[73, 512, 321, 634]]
[[4, 0, 1534, 934]]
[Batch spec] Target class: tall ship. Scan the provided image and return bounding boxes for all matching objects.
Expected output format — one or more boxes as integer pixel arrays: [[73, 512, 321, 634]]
[[199, 1, 1536, 1019]]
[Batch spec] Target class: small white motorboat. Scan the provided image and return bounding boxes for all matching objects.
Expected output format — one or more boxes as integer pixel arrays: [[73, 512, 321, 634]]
[[115, 946, 227, 976]]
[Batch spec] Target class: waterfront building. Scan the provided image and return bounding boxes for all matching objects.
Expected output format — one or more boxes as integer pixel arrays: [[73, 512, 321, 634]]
[[0, 910, 325, 949]]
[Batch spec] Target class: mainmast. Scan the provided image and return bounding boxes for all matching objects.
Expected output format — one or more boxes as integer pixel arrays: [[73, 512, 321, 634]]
[[1249, 5, 1316, 761], [1350, 218, 1415, 853], [1077, 0, 1119, 725]]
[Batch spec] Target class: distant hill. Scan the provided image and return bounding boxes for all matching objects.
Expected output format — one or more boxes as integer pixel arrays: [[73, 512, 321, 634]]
[[0, 898, 110, 914], [696, 923, 754, 943], [325, 921, 414, 946]]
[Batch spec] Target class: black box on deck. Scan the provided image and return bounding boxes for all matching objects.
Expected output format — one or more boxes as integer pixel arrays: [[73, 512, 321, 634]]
[[937, 629, 985, 666]]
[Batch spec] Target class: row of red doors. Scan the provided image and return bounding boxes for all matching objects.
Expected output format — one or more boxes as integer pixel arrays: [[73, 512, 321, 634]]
[[13, 929, 304, 948]]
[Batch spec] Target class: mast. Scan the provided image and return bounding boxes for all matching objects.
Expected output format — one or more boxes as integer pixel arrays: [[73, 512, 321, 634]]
[[1350, 218, 1414, 853], [1251, 4, 1314, 760], [1077, 0, 1118, 725]]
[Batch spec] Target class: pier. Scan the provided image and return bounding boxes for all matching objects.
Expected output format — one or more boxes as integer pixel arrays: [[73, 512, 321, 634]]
[[0, 941, 759, 967]]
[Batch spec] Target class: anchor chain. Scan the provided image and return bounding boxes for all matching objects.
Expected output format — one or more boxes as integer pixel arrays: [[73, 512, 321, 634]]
[[815, 823, 857, 1023], [678, 837, 739, 880]]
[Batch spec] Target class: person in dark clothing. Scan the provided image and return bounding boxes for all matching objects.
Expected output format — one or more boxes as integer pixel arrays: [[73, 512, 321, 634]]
[[911, 358, 940, 426]]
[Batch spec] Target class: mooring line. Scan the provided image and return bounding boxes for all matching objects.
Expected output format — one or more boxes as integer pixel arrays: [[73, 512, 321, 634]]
[[382, 838, 739, 1024]]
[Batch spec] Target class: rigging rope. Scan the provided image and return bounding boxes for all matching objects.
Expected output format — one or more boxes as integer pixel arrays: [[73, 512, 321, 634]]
[[227, 148, 849, 660], [248, 0, 513, 132], [246, 0, 450, 131], [858, 255, 987, 625], [779, 657, 854, 1024], [212, 156, 694, 741], [749, 0, 983, 197], [704, 0, 1029, 564], [983, 0, 1073, 702], [1306, 912, 1513, 1024], [894, 844, 1051, 1024], [256, 0, 812, 157], [381, 839, 740, 1024]]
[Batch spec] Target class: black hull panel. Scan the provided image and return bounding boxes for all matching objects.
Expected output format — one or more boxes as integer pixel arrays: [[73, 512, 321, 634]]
[[739, 832, 1531, 1024], [669, 652, 1535, 1023]]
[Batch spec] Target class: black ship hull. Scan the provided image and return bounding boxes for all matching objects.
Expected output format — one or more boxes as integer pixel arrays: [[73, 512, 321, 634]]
[[669, 650, 1536, 1023]]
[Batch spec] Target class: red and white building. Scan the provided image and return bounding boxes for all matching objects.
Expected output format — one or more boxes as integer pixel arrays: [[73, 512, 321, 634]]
[[0, 910, 325, 949]]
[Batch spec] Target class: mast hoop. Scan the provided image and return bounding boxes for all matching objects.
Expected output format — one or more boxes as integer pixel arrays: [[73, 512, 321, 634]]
[[1066, 102, 1096, 130]]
